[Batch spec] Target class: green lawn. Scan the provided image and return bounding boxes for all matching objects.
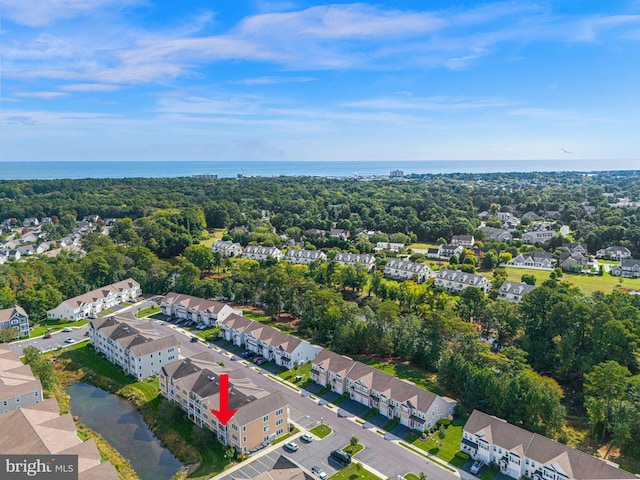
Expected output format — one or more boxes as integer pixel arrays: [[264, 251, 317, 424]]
[[199, 229, 226, 248], [354, 357, 446, 396], [405, 417, 466, 466], [479, 465, 500, 480], [382, 417, 401, 432], [343, 443, 364, 456], [329, 463, 382, 480], [195, 327, 221, 341], [272, 426, 300, 445], [30, 319, 89, 338], [404, 474, 422, 480], [135, 306, 161, 318], [278, 362, 312, 384], [407, 243, 440, 250], [361, 408, 379, 421], [309, 424, 333, 439], [484, 267, 640, 295]]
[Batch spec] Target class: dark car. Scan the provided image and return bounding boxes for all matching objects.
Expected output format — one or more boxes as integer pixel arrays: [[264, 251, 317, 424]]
[[256, 358, 268, 366], [329, 449, 351, 467], [190, 337, 199, 343], [253, 356, 264, 364]]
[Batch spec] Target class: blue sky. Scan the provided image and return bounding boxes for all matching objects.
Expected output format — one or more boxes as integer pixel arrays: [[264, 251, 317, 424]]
[[2, 0, 640, 162]]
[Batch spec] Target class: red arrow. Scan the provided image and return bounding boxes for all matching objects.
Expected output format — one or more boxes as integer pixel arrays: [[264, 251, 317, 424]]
[[211, 374, 238, 425]]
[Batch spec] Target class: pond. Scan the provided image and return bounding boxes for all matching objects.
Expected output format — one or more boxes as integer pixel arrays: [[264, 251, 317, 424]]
[[67, 382, 183, 480]]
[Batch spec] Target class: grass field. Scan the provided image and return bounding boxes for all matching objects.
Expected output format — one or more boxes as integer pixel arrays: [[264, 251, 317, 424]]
[[354, 356, 446, 396], [310, 424, 333, 439], [30, 319, 89, 337], [405, 417, 466, 466], [329, 463, 382, 480], [407, 243, 439, 251], [135, 306, 161, 318], [199, 229, 227, 248], [482, 267, 640, 295]]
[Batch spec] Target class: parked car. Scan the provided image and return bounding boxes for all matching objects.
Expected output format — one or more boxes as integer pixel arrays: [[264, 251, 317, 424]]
[[283, 442, 299, 452], [253, 356, 264, 364], [43, 333, 52, 339], [300, 433, 313, 443], [240, 351, 251, 358], [190, 337, 199, 343], [256, 358, 268, 366], [84, 331, 89, 336], [62, 327, 72, 332], [471, 460, 484, 474], [311, 466, 327, 479], [65, 338, 75, 344]]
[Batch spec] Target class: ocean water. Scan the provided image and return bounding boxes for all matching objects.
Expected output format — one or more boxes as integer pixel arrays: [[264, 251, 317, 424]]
[[0, 159, 638, 180]]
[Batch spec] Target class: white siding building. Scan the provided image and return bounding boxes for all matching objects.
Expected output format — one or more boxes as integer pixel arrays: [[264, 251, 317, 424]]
[[211, 240, 242, 257], [47, 278, 141, 321], [161, 293, 241, 326], [242, 246, 283, 261], [90, 317, 179, 379], [434, 269, 492, 293], [284, 249, 327, 265], [383, 259, 433, 282], [498, 281, 537, 303], [0, 305, 30, 337], [334, 252, 376, 270]]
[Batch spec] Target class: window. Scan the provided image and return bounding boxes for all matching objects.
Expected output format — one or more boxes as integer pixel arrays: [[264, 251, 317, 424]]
[[263, 415, 269, 422], [276, 408, 283, 416], [243, 425, 246, 432], [276, 419, 284, 426], [263, 426, 269, 432], [276, 428, 284, 436], [232, 424, 238, 431], [2, 401, 7, 406], [243, 437, 247, 442]]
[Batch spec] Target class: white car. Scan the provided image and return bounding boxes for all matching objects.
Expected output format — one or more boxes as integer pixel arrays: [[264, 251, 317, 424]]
[[65, 338, 75, 344], [283, 442, 299, 452], [300, 433, 313, 443], [62, 327, 72, 332], [311, 466, 327, 479], [471, 460, 484, 474]]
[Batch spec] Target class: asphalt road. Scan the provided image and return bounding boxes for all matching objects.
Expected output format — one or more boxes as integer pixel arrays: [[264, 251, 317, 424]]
[[147, 318, 462, 480], [7, 325, 90, 357]]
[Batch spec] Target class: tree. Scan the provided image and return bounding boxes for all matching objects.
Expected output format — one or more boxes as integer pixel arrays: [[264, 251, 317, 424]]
[[481, 251, 498, 270], [521, 274, 536, 286], [184, 244, 215, 271], [0, 328, 18, 343], [350, 435, 359, 446]]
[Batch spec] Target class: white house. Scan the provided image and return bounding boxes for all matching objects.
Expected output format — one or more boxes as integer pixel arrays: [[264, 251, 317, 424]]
[[479, 227, 513, 242], [509, 252, 554, 270], [242, 246, 283, 261], [284, 249, 327, 265], [211, 240, 242, 257], [384, 259, 433, 282], [522, 230, 557, 244], [0, 305, 30, 337], [596, 246, 631, 260], [461, 410, 636, 480], [47, 278, 141, 321], [375, 242, 405, 252], [90, 316, 179, 379], [434, 269, 492, 293], [22, 218, 39, 227], [160, 292, 241, 326], [611, 259, 640, 278], [451, 235, 475, 247], [498, 281, 537, 303], [334, 252, 376, 270]]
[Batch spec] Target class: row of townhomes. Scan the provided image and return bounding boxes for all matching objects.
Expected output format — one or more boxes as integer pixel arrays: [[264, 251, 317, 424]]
[[90, 316, 180, 379], [161, 292, 242, 326], [461, 410, 637, 480], [0, 345, 119, 479], [611, 259, 640, 278], [384, 258, 434, 283], [159, 352, 289, 454], [0, 305, 30, 337], [311, 350, 456, 431], [47, 278, 142, 320], [434, 269, 492, 293], [221, 313, 322, 368], [509, 251, 555, 270]]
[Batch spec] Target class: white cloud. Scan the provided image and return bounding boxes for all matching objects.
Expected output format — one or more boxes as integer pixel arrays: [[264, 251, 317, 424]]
[[2, 0, 146, 27], [60, 83, 123, 92], [235, 76, 315, 85], [14, 91, 68, 99]]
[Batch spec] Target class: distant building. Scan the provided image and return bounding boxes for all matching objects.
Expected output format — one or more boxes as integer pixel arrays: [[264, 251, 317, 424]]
[[596, 246, 631, 260], [334, 252, 375, 270], [211, 240, 242, 257], [284, 249, 327, 265], [0, 345, 42, 413], [329, 229, 350, 240], [509, 251, 554, 270], [498, 281, 537, 303], [90, 316, 179, 379], [522, 230, 557, 244], [451, 235, 475, 247], [375, 242, 405, 252], [161, 293, 241, 326], [478, 226, 512, 242], [384, 259, 433, 283], [242, 246, 283, 261], [0, 305, 30, 337], [390, 170, 404, 178], [611, 259, 640, 278], [434, 269, 492, 293]]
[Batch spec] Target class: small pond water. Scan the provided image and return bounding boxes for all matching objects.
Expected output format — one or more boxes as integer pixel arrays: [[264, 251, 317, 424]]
[[67, 382, 183, 480]]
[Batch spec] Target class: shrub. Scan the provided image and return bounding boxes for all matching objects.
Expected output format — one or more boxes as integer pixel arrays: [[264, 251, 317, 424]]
[[436, 418, 452, 428]]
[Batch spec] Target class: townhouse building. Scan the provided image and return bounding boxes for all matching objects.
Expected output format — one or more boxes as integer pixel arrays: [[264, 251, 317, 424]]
[[434, 269, 492, 294], [242, 246, 284, 261], [90, 317, 179, 379], [284, 249, 327, 265], [161, 292, 242, 326], [383, 259, 433, 283], [479, 226, 513, 242], [0, 305, 30, 337], [0, 398, 119, 480], [596, 246, 632, 260], [451, 235, 475, 247], [375, 242, 405, 252], [334, 252, 376, 270], [159, 353, 289, 453], [522, 230, 557, 244], [211, 240, 243, 257], [311, 350, 456, 431], [1, 345, 43, 413], [47, 278, 141, 320], [461, 410, 636, 480], [509, 252, 555, 270], [498, 281, 537, 303], [611, 259, 640, 278]]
